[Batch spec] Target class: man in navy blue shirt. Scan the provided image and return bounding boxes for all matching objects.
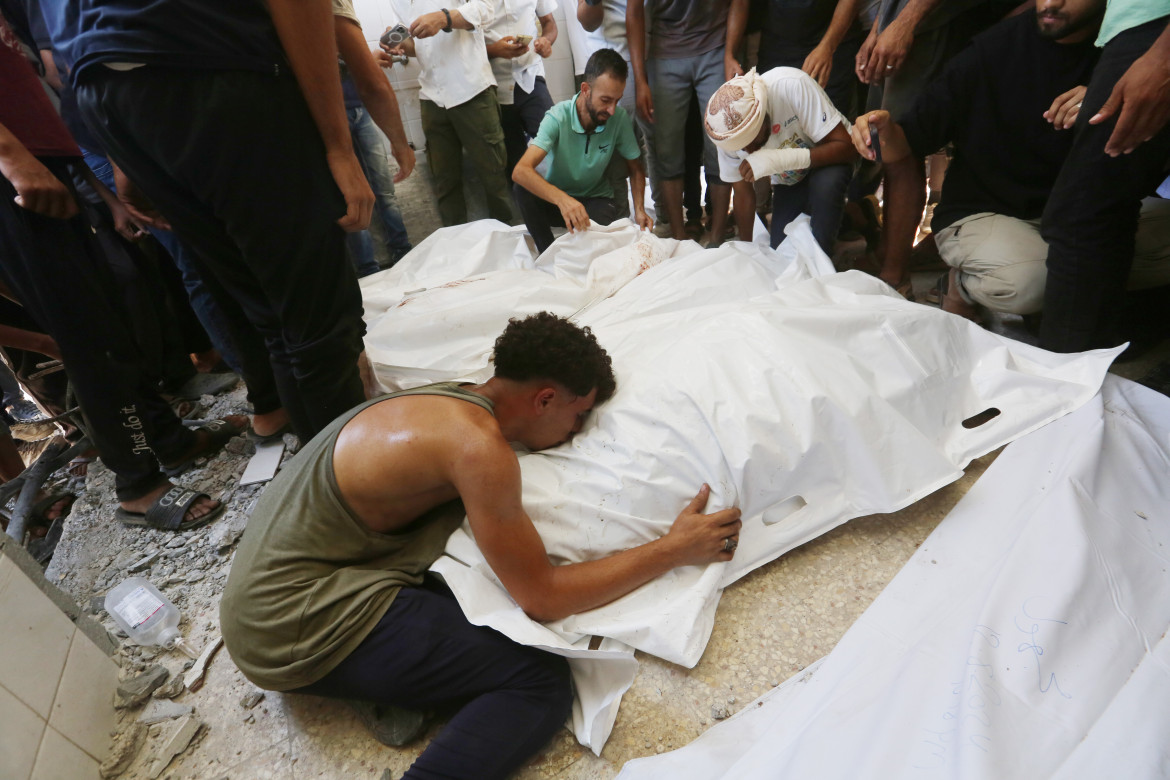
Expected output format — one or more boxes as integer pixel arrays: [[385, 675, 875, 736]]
[[43, 0, 375, 442]]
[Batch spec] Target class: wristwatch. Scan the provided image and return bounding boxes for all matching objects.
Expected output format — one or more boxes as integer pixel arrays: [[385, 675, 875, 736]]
[[441, 8, 453, 32], [584, 0, 602, 5]]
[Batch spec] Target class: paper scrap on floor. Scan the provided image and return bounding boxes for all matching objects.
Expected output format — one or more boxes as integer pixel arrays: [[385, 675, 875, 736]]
[[359, 218, 1121, 752], [618, 375, 1170, 778]]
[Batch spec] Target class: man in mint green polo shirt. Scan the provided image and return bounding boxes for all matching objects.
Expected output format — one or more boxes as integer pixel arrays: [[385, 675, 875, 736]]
[[512, 48, 653, 252]]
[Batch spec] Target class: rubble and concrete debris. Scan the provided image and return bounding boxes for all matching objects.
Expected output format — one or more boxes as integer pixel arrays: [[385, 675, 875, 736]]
[[112, 549, 137, 569], [240, 690, 265, 710], [208, 511, 248, 553], [115, 665, 170, 709], [710, 704, 730, 721], [147, 715, 203, 779], [137, 699, 194, 725], [99, 723, 146, 779], [127, 550, 160, 573], [152, 673, 186, 699], [182, 635, 223, 692]]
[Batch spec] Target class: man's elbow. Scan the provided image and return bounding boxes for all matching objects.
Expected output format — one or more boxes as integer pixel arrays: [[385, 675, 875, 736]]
[[512, 165, 532, 186], [513, 590, 565, 623]]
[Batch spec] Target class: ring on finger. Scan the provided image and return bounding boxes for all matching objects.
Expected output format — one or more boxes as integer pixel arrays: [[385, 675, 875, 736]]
[[722, 536, 738, 553]]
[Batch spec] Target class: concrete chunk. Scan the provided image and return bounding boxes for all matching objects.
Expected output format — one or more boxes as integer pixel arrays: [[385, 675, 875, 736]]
[[115, 665, 170, 709], [137, 699, 194, 725], [147, 716, 202, 779], [127, 550, 160, 573], [99, 723, 146, 779]]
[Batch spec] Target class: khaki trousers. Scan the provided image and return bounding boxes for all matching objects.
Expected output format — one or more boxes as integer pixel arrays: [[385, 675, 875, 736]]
[[935, 197, 1170, 315]]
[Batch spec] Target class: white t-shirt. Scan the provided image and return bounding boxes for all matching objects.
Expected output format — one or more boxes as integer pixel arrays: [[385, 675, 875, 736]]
[[716, 66, 847, 187], [485, 0, 558, 103], [386, 0, 496, 109]]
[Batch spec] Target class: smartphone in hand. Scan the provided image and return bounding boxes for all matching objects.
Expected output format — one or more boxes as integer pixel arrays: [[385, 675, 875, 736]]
[[381, 23, 411, 48]]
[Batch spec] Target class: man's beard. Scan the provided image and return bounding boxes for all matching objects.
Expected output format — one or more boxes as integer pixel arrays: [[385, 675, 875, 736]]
[[586, 95, 611, 126], [1036, 9, 1101, 39]]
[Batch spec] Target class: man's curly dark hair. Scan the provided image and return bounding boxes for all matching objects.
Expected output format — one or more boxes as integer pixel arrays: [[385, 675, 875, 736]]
[[492, 312, 616, 403]]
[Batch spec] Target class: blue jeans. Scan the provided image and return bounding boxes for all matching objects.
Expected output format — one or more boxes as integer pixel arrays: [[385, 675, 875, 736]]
[[770, 163, 854, 253], [346, 106, 412, 275]]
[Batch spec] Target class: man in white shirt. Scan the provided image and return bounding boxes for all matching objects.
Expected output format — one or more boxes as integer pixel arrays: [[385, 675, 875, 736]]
[[485, 0, 559, 180], [704, 67, 857, 252], [382, 0, 513, 226]]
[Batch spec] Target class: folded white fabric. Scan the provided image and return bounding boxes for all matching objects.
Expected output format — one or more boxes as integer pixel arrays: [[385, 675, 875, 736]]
[[619, 376, 1170, 779], [361, 217, 1120, 752]]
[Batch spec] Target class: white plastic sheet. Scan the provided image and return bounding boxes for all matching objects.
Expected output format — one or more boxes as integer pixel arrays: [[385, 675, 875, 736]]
[[618, 375, 1170, 779], [360, 219, 1120, 751]]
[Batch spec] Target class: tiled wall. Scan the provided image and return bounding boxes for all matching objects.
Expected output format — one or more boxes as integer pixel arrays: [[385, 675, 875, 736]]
[[0, 549, 118, 780], [351, 0, 580, 151]]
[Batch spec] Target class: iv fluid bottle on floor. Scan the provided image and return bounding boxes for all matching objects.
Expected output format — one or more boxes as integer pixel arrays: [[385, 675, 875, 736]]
[[105, 577, 199, 658]]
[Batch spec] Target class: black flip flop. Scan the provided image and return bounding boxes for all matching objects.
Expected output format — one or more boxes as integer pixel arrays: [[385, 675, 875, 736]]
[[247, 422, 292, 445], [114, 484, 224, 532], [162, 417, 247, 478]]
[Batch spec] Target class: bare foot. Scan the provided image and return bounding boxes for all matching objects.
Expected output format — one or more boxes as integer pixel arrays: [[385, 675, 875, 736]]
[[252, 408, 290, 438], [68, 447, 99, 477], [942, 268, 981, 323], [120, 482, 220, 522], [191, 349, 224, 373]]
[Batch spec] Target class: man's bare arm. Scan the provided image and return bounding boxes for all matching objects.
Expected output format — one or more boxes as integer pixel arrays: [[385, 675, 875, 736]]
[[513, 143, 593, 232], [625, 156, 652, 230], [534, 13, 557, 56], [859, 0, 941, 82], [335, 16, 416, 181], [803, 0, 860, 87], [626, 0, 653, 122], [0, 121, 77, 219], [731, 179, 755, 240], [725, 0, 749, 79], [456, 442, 741, 622], [1090, 19, 1170, 156], [851, 111, 921, 288], [267, 0, 373, 232], [577, 0, 603, 32]]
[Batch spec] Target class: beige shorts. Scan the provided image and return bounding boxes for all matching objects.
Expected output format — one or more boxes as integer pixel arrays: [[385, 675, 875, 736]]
[[934, 198, 1170, 315]]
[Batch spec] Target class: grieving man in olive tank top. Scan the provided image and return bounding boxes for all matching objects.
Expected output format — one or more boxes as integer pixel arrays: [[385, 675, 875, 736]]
[[220, 312, 742, 779]]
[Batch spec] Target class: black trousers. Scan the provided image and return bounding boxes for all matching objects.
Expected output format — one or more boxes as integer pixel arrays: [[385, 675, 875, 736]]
[[501, 76, 554, 183], [76, 68, 367, 439], [295, 579, 573, 780], [0, 158, 193, 501], [1040, 16, 1170, 353], [513, 184, 623, 254]]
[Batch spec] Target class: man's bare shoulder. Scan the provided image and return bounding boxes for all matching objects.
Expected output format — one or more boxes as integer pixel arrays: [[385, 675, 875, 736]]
[[345, 391, 506, 453]]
